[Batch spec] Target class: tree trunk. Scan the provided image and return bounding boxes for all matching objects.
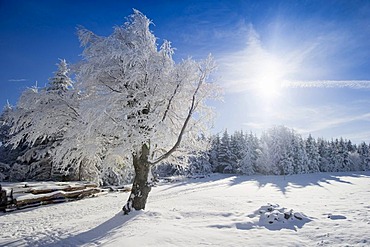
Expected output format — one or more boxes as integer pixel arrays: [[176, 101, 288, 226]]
[[122, 144, 152, 215]]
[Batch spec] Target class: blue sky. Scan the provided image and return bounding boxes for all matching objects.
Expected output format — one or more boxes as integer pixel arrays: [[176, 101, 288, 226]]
[[1, 0, 370, 142]]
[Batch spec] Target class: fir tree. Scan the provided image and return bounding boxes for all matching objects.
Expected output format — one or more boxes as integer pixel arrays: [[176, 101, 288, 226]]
[[5, 60, 78, 181], [217, 130, 236, 173], [305, 134, 320, 173], [209, 134, 221, 172], [358, 142, 370, 171], [48, 59, 73, 93]]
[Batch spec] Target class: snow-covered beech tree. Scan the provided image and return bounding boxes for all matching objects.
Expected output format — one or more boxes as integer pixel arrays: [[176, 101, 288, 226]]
[[56, 10, 218, 214]]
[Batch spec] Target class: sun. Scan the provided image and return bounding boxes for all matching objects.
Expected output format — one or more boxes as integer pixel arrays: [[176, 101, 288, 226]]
[[253, 57, 286, 99]]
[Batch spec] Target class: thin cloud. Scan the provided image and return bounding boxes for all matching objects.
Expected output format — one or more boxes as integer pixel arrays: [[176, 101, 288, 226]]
[[238, 100, 370, 143], [272, 104, 370, 142], [242, 122, 269, 130], [8, 78, 28, 82], [300, 112, 370, 135], [340, 130, 370, 144]]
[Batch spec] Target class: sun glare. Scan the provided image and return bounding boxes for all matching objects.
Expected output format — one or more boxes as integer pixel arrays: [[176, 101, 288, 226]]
[[254, 57, 286, 99]]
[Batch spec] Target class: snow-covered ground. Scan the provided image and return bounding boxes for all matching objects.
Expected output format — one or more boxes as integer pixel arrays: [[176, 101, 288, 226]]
[[1, 172, 370, 246]]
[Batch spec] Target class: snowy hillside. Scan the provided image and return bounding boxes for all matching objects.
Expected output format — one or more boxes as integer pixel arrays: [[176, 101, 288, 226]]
[[1, 172, 370, 246]]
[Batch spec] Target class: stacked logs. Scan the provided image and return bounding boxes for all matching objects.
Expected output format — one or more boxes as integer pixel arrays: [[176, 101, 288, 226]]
[[0, 182, 104, 212]]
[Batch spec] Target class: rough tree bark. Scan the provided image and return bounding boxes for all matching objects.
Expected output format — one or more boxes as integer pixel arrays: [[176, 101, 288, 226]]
[[122, 144, 152, 214]]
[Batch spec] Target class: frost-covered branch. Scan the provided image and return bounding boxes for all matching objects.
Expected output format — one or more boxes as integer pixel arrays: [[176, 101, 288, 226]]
[[149, 59, 212, 165]]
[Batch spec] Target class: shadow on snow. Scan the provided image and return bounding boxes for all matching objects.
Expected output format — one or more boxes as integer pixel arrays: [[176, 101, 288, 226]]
[[7, 211, 142, 247], [228, 172, 359, 195], [160, 171, 370, 196]]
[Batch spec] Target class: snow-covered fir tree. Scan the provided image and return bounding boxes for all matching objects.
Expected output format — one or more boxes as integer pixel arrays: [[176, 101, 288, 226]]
[[4, 60, 78, 181], [330, 138, 350, 172], [187, 151, 213, 176], [238, 132, 259, 175], [0, 101, 12, 145], [357, 142, 370, 171], [259, 126, 296, 175], [255, 132, 273, 174], [0, 102, 14, 181], [317, 138, 331, 172], [208, 134, 221, 172], [217, 130, 237, 173], [305, 134, 320, 173], [289, 134, 306, 174], [230, 130, 246, 160], [48, 59, 73, 92]]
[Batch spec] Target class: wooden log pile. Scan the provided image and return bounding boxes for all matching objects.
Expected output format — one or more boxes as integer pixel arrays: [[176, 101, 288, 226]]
[[0, 182, 113, 212], [0, 184, 14, 212]]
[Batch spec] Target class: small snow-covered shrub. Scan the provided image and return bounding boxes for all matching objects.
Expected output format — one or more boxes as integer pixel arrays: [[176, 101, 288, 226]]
[[100, 155, 134, 186], [223, 164, 234, 174], [249, 203, 311, 230], [153, 162, 187, 177], [187, 153, 213, 176]]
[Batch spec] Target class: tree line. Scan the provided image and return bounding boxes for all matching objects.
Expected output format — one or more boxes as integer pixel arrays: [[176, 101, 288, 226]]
[[183, 126, 369, 176]]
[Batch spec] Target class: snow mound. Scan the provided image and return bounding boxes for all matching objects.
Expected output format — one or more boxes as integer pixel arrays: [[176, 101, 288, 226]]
[[251, 203, 312, 231]]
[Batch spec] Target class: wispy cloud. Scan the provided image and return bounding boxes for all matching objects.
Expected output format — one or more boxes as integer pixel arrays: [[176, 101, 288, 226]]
[[282, 80, 370, 89], [340, 130, 370, 144], [8, 78, 27, 82], [298, 112, 370, 135], [242, 122, 270, 131], [235, 97, 370, 142]]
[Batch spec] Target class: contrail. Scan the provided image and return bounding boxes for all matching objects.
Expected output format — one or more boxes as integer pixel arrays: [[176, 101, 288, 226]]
[[282, 80, 370, 89]]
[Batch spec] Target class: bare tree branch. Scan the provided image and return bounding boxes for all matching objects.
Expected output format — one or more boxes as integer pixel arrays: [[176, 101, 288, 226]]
[[149, 72, 206, 165], [162, 80, 181, 122]]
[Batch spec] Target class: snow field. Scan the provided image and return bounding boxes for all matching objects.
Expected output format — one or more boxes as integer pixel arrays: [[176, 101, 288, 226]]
[[1, 172, 370, 246]]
